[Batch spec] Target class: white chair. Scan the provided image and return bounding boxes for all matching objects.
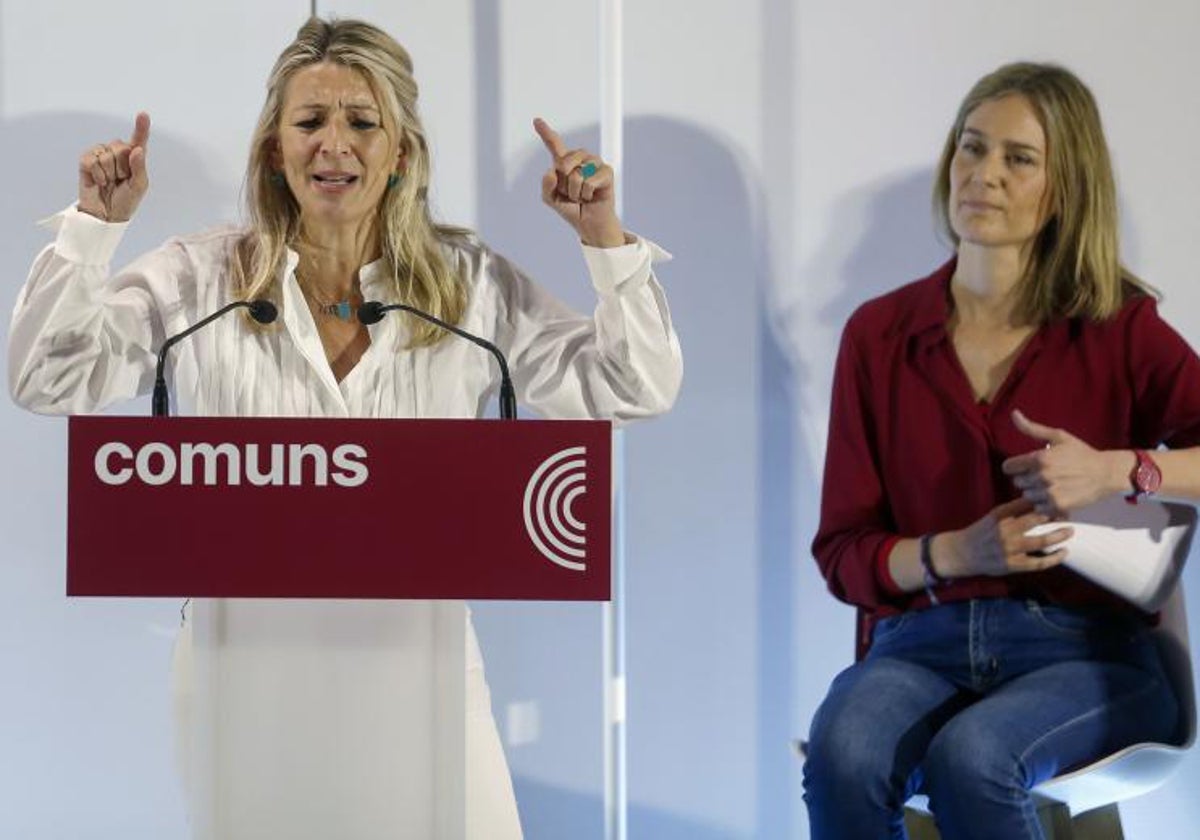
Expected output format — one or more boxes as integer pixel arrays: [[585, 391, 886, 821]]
[[796, 583, 1196, 839]]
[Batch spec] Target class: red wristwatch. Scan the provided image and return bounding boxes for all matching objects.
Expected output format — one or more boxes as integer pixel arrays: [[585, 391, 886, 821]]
[[1125, 449, 1162, 504]]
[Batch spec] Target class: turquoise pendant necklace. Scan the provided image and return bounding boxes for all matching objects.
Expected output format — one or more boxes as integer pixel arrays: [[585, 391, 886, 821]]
[[297, 272, 358, 322], [316, 300, 355, 321]]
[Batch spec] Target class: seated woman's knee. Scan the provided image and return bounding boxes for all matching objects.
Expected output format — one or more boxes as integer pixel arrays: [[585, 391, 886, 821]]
[[804, 664, 922, 802], [805, 702, 894, 790], [923, 712, 1026, 798]]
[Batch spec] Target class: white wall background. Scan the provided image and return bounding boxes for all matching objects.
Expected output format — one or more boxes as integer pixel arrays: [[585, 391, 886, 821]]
[[1, 1, 1197, 838]]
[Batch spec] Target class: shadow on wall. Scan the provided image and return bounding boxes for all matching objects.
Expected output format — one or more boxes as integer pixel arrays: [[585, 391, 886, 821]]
[[0, 112, 229, 493], [0, 113, 231, 275], [0, 111, 228, 838], [475, 6, 800, 834], [816, 168, 950, 335], [473, 114, 801, 838]]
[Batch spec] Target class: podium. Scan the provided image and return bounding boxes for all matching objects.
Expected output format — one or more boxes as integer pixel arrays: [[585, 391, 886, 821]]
[[67, 416, 612, 840]]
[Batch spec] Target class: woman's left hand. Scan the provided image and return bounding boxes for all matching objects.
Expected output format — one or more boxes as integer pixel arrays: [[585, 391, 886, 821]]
[[1001, 409, 1129, 516], [534, 118, 625, 248]]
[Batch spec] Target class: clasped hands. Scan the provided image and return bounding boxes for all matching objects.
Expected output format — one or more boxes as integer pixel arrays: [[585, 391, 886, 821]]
[[1002, 409, 1131, 518], [934, 409, 1130, 579]]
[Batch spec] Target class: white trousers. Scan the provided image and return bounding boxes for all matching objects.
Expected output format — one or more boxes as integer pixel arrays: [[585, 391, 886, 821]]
[[171, 600, 522, 840]]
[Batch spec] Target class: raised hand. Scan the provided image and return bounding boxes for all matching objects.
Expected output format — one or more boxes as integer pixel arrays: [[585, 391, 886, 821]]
[[78, 112, 151, 223], [938, 497, 1072, 578], [1001, 409, 1130, 516], [533, 117, 625, 248]]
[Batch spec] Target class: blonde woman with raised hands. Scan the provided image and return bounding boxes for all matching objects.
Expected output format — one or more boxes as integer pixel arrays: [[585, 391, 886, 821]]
[[9, 17, 681, 839]]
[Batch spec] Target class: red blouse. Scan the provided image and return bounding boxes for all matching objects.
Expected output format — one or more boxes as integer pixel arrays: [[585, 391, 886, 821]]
[[812, 259, 1200, 629]]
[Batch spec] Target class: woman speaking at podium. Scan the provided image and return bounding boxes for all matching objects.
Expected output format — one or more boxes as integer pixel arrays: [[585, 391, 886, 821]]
[[8, 17, 681, 839]]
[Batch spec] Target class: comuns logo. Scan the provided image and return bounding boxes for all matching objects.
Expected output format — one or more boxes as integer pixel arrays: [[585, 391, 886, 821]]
[[522, 446, 589, 571], [93, 441, 369, 487]]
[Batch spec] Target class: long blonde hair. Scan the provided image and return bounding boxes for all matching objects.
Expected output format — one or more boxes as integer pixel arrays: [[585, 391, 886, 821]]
[[932, 62, 1153, 322], [235, 17, 467, 345]]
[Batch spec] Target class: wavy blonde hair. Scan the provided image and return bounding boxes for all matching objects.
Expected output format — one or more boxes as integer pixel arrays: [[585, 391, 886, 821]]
[[234, 17, 467, 345], [933, 62, 1153, 322]]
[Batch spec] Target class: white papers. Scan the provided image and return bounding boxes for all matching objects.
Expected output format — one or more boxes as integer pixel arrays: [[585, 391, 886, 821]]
[[1026, 496, 1196, 612]]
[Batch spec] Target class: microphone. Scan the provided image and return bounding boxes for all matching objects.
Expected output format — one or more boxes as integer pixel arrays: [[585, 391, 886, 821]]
[[357, 301, 517, 420], [152, 299, 278, 417]]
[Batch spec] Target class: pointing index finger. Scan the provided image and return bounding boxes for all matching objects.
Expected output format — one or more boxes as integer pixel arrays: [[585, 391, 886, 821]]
[[533, 117, 567, 159], [130, 112, 151, 149]]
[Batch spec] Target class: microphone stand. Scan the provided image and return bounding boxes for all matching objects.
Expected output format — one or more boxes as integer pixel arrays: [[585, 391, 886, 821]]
[[358, 301, 517, 420], [152, 300, 277, 417]]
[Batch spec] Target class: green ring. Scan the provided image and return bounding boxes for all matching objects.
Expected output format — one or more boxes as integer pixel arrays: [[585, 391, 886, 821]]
[[580, 161, 599, 179]]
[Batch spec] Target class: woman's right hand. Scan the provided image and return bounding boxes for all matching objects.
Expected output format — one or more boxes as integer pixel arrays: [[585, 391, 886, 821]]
[[937, 497, 1072, 578], [77, 112, 151, 223]]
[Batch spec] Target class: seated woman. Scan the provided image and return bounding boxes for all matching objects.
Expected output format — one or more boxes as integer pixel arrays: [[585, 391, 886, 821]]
[[8, 17, 681, 840], [804, 62, 1200, 840]]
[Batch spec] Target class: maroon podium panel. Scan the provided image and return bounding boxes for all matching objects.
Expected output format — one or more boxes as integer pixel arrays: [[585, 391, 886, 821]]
[[67, 416, 611, 600]]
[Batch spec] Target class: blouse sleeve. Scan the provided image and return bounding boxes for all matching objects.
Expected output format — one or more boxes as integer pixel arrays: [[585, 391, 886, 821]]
[[485, 234, 683, 424], [810, 316, 904, 609], [1125, 296, 1200, 449], [8, 205, 182, 414]]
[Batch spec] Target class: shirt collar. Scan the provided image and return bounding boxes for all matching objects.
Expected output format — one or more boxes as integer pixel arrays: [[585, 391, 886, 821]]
[[908, 255, 1076, 359], [282, 247, 392, 299], [357, 258, 392, 299], [909, 257, 957, 353]]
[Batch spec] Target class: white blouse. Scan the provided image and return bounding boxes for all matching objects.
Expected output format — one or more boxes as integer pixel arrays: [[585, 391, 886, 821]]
[[9, 205, 682, 421], [8, 206, 682, 840]]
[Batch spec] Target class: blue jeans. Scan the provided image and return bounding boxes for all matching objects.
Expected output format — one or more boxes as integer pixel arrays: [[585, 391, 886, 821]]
[[802, 599, 1179, 840]]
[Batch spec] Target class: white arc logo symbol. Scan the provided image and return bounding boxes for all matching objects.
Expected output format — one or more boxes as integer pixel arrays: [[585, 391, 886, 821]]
[[523, 446, 588, 571]]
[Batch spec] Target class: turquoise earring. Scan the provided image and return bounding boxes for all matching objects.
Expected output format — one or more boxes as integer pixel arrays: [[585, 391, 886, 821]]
[[387, 173, 402, 189], [270, 172, 286, 187]]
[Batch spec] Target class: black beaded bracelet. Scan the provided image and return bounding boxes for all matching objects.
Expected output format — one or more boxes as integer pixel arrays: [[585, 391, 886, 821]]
[[919, 533, 945, 606]]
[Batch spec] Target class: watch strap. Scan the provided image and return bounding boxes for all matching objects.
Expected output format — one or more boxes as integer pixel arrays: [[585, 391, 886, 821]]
[[919, 533, 945, 606], [1125, 449, 1162, 504]]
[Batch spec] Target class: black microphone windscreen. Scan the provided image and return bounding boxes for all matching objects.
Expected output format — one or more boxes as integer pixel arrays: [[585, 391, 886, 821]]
[[248, 300, 278, 324], [357, 301, 386, 325]]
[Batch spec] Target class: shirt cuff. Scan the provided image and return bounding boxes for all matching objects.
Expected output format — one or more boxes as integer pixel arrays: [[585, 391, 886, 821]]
[[581, 233, 671, 295], [874, 535, 906, 598], [38, 204, 129, 266]]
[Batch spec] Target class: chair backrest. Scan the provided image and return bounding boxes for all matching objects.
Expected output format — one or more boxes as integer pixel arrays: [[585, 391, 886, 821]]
[[1152, 583, 1196, 748], [1029, 579, 1195, 813]]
